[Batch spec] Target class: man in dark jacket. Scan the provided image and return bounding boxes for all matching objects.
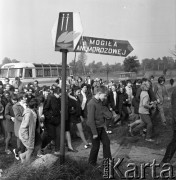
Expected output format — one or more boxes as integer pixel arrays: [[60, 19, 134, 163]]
[[107, 84, 118, 113], [161, 86, 176, 164], [107, 84, 120, 128], [42, 87, 61, 155]]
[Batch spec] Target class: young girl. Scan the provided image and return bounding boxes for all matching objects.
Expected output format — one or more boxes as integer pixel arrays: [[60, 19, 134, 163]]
[[68, 86, 91, 149]]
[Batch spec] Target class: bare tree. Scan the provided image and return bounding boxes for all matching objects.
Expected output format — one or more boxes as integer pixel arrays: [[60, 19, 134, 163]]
[[170, 45, 176, 57], [78, 52, 87, 75]]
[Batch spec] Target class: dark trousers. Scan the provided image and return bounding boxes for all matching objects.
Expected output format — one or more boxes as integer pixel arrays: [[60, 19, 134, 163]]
[[120, 110, 129, 125], [106, 118, 113, 129], [88, 127, 112, 165], [41, 123, 61, 151], [162, 130, 176, 163]]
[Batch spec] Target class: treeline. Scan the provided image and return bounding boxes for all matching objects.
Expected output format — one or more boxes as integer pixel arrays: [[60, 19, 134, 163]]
[[69, 52, 176, 75], [141, 56, 176, 71], [0, 57, 20, 67], [1, 53, 176, 76]]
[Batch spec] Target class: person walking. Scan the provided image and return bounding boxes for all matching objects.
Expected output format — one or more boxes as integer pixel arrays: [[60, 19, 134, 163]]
[[13, 92, 28, 160], [153, 76, 170, 125], [5, 94, 18, 154], [161, 86, 176, 164], [19, 98, 40, 163], [69, 86, 91, 149], [41, 87, 61, 155], [87, 86, 112, 166], [131, 83, 154, 141]]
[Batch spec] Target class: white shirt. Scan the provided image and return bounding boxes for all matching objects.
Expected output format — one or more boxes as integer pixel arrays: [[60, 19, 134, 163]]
[[113, 91, 117, 106], [125, 86, 133, 103], [88, 79, 91, 85], [81, 91, 87, 110]]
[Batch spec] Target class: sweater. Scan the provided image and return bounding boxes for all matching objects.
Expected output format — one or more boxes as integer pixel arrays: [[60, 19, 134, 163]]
[[87, 97, 105, 136], [139, 91, 150, 114]]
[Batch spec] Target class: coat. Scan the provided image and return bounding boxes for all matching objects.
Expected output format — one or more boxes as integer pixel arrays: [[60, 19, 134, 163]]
[[19, 108, 37, 149], [154, 83, 168, 105], [117, 91, 129, 115], [133, 87, 141, 114], [68, 96, 82, 124], [5, 102, 15, 132], [107, 90, 119, 113], [134, 86, 156, 114], [13, 102, 24, 137], [43, 94, 61, 125]]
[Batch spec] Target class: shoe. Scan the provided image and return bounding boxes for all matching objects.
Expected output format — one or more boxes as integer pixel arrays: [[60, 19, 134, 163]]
[[84, 143, 91, 149], [143, 129, 147, 133], [145, 138, 155, 142], [5, 149, 12, 155], [37, 154, 44, 158], [54, 151, 60, 155], [68, 148, 78, 152], [106, 130, 112, 134], [13, 149, 20, 160]]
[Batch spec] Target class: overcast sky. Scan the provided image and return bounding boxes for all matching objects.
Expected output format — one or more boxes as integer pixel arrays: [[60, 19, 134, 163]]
[[0, 0, 176, 65]]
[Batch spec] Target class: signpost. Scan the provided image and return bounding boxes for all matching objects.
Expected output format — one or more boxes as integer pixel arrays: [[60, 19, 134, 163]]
[[54, 12, 83, 164], [75, 36, 133, 57], [55, 12, 83, 52], [53, 12, 133, 165]]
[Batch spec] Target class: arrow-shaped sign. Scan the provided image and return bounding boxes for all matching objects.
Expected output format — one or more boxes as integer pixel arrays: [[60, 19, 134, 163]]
[[75, 36, 133, 57]]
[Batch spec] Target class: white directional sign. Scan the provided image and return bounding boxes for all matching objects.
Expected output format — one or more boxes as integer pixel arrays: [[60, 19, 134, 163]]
[[53, 12, 83, 52]]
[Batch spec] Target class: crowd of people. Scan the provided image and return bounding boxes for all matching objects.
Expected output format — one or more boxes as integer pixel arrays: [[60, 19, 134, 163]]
[[0, 74, 175, 166]]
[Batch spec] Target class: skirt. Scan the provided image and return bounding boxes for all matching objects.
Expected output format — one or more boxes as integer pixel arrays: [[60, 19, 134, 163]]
[[6, 119, 14, 133]]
